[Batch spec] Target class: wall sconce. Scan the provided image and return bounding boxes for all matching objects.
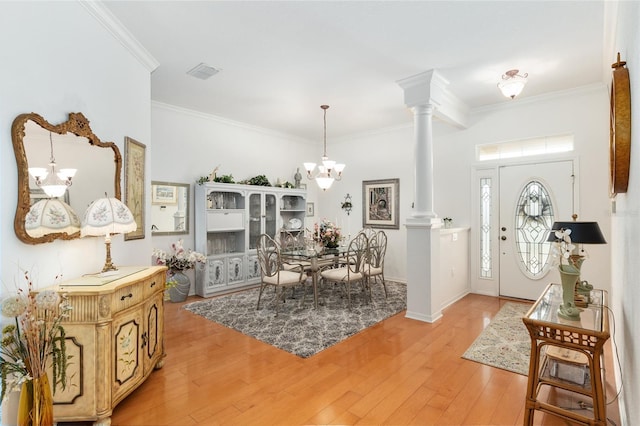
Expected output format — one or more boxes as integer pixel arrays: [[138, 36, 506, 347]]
[[341, 193, 353, 215]]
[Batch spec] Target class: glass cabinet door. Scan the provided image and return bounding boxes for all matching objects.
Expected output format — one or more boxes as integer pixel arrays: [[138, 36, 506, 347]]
[[249, 193, 262, 249], [248, 192, 277, 249], [265, 194, 276, 239]]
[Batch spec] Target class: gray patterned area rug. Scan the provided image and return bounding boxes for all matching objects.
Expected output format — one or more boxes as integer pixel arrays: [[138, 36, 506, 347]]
[[462, 302, 532, 375], [183, 280, 406, 358]]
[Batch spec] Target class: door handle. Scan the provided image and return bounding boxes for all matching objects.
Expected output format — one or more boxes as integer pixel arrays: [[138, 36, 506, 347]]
[[501, 236, 507, 241]]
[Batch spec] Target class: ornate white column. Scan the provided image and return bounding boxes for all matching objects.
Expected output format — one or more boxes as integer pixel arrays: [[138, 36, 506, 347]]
[[413, 104, 436, 218], [397, 70, 468, 323]]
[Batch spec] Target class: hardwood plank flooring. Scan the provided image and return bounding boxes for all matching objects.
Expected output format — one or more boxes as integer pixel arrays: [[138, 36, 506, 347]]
[[99, 292, 621, 425]]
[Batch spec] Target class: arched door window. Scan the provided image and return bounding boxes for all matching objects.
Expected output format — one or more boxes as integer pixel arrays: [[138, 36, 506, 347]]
[[514, 180, 554, 278]]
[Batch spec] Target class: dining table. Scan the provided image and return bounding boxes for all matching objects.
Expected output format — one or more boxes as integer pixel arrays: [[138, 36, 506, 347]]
[[280, 245, 349, 309]]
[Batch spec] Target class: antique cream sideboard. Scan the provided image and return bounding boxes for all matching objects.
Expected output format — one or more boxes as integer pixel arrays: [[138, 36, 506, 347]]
[[38, 266, 166, 425]]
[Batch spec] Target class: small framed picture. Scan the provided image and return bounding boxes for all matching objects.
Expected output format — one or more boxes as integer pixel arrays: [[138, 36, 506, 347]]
[[299, 183, 307, 190], [152, 184, 177, 204], [306, 202, 315, 217]]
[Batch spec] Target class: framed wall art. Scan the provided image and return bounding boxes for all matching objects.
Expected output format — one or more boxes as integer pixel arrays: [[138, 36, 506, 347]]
[[306, 202, 315, 217], [362, 178, 399, 229], [152, 184, 178, 204], [124, 136, 145, 240]]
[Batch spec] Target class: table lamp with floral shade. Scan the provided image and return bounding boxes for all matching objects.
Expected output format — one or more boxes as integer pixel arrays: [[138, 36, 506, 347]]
[[81, 194, 137, 274], [548, 217, 606, 319]]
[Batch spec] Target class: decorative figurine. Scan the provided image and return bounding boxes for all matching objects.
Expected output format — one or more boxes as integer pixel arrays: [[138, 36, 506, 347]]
[[294, 167, 302, 188]]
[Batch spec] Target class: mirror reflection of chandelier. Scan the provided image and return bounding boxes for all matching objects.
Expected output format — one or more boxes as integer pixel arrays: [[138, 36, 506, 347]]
[[28, 132, 76, 198], [303, 105, 345, 191]]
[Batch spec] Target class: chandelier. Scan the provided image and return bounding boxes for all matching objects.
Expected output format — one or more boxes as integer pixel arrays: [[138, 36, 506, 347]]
[[303, 105, 345, 191], [28, 132, 76, 198], [498, 69, 528, 99]]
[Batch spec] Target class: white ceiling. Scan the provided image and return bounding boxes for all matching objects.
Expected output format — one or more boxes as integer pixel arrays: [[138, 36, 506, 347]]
[[103, 1, 607, 142]]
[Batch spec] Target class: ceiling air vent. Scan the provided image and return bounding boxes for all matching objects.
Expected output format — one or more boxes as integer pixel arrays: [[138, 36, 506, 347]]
[[186, 63, 220, 80]]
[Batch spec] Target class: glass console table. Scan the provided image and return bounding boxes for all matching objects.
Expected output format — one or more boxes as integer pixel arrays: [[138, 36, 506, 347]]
[[522, 283, 609, 425]]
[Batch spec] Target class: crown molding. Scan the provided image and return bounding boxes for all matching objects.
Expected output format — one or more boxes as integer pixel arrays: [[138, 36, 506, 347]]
[[472, 83, 606, 115], [79, 1, 159, 72]]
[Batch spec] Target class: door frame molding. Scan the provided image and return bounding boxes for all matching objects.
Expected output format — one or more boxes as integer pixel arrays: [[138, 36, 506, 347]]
[[470, 155, 580, 297]]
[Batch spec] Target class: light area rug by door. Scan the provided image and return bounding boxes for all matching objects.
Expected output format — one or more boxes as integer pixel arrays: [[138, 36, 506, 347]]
[[183, 280, 406, 358], [462, 302, 532, 375]]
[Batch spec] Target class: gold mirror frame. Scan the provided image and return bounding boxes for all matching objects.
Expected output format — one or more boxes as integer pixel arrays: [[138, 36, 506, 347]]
[[12, 112, 122, 244]]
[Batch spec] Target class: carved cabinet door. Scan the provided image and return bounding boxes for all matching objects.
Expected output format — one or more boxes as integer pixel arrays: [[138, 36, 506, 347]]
[[112, 308, 144, 402]]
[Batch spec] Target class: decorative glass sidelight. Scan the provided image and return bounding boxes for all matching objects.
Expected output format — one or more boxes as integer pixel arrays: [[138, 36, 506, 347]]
[[480, 178, 492, 278], [514, 180, 554, 278]]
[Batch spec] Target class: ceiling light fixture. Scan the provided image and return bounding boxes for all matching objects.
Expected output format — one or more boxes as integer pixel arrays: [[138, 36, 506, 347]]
[[498, 69, 528, 99], [303, 105, 345, 191], [28, 132, 76, 198]]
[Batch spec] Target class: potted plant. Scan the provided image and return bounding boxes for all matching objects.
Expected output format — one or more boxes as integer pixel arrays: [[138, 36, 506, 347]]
[[153, 239, 206, 302], [0, 270, 71, 426]]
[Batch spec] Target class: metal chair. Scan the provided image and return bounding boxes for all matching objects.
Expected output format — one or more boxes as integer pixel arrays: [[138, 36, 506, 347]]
[[319, 232, 369, 308], [256, 234, 306, 315], [364, 230, 388, 299]]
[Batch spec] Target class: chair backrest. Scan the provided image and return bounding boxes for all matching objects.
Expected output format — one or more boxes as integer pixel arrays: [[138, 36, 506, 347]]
[[361, 226, 376, 240], [368, 230, 387, 268], [346, 232, 369, 274], [280, 230, 304, 251], [256, 234, 280, 279]]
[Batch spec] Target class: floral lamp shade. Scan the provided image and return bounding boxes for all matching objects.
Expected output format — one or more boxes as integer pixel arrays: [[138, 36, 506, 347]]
[[81, 197, 137, 238], [81, 196, 137, 273], [25, 198, 80, 238]]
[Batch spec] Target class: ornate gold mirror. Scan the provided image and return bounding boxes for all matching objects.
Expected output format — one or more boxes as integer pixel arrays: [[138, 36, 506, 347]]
[[150, 181, 190, 236], [12, 112, 122, 244]]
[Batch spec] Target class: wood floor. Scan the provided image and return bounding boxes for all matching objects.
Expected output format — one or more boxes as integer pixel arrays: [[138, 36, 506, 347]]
[[106, 292, 621, 426]]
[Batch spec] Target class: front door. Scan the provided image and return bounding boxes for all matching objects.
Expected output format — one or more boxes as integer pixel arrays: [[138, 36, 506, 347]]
[[498, 160, 574, 300]]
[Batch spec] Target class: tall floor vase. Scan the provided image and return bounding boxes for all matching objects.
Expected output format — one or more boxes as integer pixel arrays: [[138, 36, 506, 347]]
[[17, 373, 53, 426], [168, 270, 191, 303]]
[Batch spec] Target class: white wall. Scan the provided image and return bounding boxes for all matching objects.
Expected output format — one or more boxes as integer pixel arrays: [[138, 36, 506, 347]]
[[0, 2, 153, 292], [609, 1, 640, 424]]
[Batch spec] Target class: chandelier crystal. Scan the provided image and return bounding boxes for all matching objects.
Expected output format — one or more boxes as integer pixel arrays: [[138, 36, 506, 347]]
[[28, 132, 76, 198], [498, 69, 528, 99], [303, 105, 345, 191]]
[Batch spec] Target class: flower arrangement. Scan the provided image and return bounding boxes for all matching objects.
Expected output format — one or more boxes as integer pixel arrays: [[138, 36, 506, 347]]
[[0, 270, 71, 423], [551, 228, 579, 273], [153, 239, 206, 272], [314, 219, 342, 248]]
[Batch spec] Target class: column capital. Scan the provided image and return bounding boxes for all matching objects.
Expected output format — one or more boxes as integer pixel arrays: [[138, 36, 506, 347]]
[[397, 69, 469, 129]]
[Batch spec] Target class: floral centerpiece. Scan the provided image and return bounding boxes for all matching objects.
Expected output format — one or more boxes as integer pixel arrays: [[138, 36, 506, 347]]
[[314, 219, 342, 248], [152, 239, 206, 272], [153, 239, 206, 302], [1, 270, 71, 426], [551, 228, 581, 319]]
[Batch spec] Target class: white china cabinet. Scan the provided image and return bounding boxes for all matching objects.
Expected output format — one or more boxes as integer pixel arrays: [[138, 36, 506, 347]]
[[195, 182, 306, 297]]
